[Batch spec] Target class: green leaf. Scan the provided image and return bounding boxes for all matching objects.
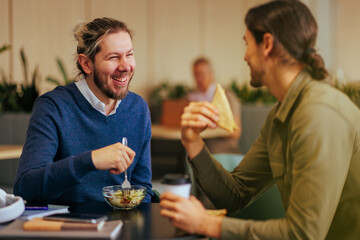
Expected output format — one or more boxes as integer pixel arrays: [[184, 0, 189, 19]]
[[0, 44, 11, 54], [56, 58, 69, 83], [20, 48, 29, 84], [46, 76, 62, 86], [45, 57, 75, 86], [31, 66, 39, 86]]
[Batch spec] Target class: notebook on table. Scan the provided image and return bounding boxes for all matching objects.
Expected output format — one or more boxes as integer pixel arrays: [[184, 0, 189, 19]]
[[0, 219, 123, 239], [20, 204, 69, 220]]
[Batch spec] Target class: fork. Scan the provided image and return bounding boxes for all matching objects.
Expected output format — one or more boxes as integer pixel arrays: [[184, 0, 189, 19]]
[[121, 137, 131, 191]]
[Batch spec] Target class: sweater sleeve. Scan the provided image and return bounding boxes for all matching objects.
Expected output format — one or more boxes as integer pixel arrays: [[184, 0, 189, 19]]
[[13, 97, 96, 202], [128, 105, 153, 203]]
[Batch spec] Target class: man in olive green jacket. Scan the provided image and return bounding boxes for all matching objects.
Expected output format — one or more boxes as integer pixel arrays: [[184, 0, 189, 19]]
[[160, 1, 360, 239]]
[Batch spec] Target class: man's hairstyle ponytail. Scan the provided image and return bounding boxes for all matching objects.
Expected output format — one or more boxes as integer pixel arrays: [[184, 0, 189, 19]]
[[245, 0, 328, 80]]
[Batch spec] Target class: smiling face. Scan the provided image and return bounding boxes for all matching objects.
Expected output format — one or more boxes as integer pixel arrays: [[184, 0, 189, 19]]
[[91, 31, 136, 100], [243, 29, 265, 88]]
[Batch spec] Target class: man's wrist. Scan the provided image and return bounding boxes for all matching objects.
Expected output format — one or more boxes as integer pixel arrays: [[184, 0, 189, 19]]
[[181, 136, 204, 159], [91, 149, 100, 170], [198, 215, 223, 238]]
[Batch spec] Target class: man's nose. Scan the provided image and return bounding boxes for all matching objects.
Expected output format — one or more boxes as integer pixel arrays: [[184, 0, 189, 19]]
[[117, 58, 131, 72]]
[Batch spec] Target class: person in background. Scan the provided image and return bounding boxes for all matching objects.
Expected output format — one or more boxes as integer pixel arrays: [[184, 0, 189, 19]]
[[160, 1, 360, 239], [188, 57, 242, 154], [14, 17, 153, 204]]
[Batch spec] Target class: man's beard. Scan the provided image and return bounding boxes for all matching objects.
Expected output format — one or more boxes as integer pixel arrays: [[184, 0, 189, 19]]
[[250, 66, 265, 88], [93, 67, 133, 100]]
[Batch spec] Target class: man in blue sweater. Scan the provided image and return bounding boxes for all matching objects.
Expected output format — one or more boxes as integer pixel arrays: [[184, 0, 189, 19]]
[[14, 17, 153, 204]]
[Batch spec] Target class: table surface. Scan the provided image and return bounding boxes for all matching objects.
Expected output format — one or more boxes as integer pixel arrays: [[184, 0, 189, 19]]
[[0, 124, 229, 159], [152, 124, 231, 140], [0, 124, 229, 160], [0, 202, 200, 240], [69, 201, 200, 240]]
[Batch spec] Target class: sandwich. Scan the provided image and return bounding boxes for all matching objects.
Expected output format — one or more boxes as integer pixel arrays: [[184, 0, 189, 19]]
[[211, 84, 239, 133], [206, 209, 227, 216]]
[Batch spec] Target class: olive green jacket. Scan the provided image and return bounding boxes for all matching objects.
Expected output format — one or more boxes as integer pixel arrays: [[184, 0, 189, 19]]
[[189, 71, 360, 239]]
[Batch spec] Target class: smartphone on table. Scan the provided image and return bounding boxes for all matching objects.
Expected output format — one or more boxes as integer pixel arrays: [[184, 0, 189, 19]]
[[44, 213, 108, 224]]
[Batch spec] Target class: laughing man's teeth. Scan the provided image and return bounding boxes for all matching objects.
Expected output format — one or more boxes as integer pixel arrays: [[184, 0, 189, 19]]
[[112, 77, 127, 82]]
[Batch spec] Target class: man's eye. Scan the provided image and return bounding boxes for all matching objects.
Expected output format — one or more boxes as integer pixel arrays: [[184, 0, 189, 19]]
[[127, 52, 134, 57], [109, 56, 119, 60]]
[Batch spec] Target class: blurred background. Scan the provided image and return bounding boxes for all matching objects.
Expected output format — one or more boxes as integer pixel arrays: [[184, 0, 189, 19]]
[[0, 0, 359, 98], [1, 0, 359, 194]]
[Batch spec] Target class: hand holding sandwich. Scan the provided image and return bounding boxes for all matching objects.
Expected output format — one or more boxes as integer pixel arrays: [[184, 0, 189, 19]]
[[181, 101, 219, 158], [181, 84, 239, 158]]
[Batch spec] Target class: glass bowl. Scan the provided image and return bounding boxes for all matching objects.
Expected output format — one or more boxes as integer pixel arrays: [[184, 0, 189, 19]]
[[102, 185, 146, 210]]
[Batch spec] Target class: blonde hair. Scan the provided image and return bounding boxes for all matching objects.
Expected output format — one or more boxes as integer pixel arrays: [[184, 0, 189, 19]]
[[73, 17, 133, 76]]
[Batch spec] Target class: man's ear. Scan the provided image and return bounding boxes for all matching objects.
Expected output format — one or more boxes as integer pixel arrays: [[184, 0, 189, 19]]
[[77, 54, 93, 75], [262, 33, 274, 57]]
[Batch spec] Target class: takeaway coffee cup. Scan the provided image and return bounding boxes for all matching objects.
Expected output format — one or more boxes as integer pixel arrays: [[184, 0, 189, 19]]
[[161, 174, 191, 199]]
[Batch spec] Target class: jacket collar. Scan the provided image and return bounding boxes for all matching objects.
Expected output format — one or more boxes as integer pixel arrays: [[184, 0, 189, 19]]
[[274, 70, 312, 123]]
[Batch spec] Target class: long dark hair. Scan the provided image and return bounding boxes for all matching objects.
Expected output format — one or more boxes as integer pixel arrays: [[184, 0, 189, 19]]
[[245, 0, 328, 80]]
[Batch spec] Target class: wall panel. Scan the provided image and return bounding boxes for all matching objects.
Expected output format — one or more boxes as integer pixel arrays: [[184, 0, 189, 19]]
[[12, 0, 86, 94], [204, 0, 248, 87], [0, 0, 10, 76], [336, 0, 360, 81], [203, 0, 269, 87], [152, 0, 201, 87], [4, 0, 358, 98]]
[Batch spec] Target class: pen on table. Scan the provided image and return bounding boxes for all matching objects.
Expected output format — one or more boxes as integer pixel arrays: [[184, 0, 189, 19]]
[[24, 200, 49, 210], [25, 206, 49, 210]]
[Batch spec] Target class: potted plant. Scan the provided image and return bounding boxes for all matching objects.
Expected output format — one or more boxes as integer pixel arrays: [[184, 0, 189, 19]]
[[0, 46, 39, 145], [148, 82, 191, 127], [334, 79, 360, 108], [0, 47, 40, 113], [230, 80, 277, 105]]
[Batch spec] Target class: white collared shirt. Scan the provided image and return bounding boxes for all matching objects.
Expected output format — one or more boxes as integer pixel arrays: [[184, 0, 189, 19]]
[[75, 76, 121, 116]]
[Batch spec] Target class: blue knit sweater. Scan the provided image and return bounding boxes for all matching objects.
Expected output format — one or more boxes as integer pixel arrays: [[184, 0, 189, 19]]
[[14, 83, 153, 204]]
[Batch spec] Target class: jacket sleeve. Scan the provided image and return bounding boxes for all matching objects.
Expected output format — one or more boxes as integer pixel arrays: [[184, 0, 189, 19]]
[[190, 104, 354, 239], [189, 115, 274, 214], [13, 97, 96, 202]]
